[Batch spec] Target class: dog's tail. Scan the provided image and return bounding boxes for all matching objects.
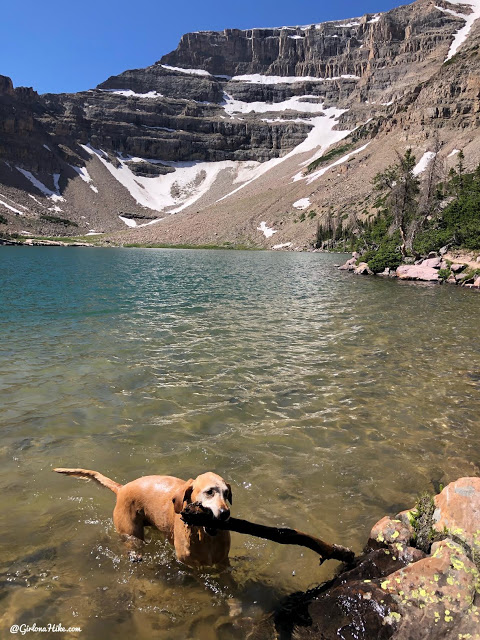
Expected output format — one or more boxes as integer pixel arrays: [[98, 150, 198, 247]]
[[53, 468, 122, 494]]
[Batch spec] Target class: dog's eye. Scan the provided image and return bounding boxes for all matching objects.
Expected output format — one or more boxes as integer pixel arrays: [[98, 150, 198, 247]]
[[206, 488, 214, 496]]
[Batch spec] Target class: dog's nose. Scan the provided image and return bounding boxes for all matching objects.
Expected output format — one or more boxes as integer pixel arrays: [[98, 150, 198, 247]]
[[219, 508, 230, 521]]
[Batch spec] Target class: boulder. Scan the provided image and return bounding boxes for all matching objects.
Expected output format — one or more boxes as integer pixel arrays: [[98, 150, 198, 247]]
[[369, 516, 414, 548], [420, 257, 442, 269], [451, 263, 467, 273], [379, 539, 480, 639], [282, 477, 480, 640], [396, 265, 439, 281], [339, 257, 357, 271], [474, 276, 480, 288], [354, 262, 373, 275], [433, 477, 480, 556]]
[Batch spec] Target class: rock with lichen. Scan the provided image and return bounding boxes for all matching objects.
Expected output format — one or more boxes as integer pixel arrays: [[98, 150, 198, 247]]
[[275, 477, 480, 640]]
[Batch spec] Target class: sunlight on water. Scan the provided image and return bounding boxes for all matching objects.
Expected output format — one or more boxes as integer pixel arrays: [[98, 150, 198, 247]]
[[0, 247, 479, 638]]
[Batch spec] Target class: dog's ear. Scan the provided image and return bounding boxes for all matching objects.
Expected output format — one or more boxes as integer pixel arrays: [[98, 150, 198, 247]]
[[226, 483, 233, 505], [172, 479, 194, 514]]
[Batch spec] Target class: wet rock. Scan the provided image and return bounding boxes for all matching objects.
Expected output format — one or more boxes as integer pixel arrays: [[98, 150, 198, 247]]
[[279, 478, 480, 640], [292, 583, 400, 639], [396, 265, 439, 281], [354, 262, 373, 275], [338, 257, 357, 271]]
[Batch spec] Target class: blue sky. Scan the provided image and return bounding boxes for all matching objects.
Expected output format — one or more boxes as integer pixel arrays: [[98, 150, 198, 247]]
[[2, 0, 406, 94]]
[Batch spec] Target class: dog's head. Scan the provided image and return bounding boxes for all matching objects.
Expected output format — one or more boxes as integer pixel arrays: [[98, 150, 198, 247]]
[[172, 472, 232, 521]]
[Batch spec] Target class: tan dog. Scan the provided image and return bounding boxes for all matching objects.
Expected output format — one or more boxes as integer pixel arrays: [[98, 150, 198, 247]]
[[53, 468, 232, 567]]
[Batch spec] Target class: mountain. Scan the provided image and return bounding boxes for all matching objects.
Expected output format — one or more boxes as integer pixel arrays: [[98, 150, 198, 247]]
[[1, 0, 480, 247]]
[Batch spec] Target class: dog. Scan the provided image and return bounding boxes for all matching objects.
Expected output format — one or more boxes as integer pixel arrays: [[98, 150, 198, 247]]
[[53, 468, 232, 567]]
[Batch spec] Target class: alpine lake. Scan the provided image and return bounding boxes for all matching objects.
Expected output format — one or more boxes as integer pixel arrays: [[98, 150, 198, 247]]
[[1, 247, 479, 639]]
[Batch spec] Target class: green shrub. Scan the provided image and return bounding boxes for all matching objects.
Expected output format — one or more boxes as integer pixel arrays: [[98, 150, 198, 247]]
[[306, 143, 353, 173], [40, 214, 78, 227], [367, 242, 403, 273], [438, 268, 451, 280], [413, 228, 451, 255], [0, 214, 7, 225]]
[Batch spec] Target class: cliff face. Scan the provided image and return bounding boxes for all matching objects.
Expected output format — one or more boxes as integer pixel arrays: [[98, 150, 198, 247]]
[[1, 0, 479, 243]]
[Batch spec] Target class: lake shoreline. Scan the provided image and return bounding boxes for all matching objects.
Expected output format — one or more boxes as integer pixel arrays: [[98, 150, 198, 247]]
[[339, 250, 480, 290]]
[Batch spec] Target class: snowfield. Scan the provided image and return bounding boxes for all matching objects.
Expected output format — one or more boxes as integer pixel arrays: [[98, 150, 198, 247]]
[[438, 0, 480, 60], [413, 151, 436, 176]]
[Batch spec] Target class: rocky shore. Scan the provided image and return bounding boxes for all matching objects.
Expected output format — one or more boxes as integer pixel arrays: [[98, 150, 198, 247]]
[[339, 251, 480, 289], [269, 477, 480, 640]]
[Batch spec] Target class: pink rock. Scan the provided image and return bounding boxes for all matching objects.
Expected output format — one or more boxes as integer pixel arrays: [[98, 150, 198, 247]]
[[354, 262, 373, 275], [338, 257, 356, 271], [396, 265, 439, 281], [369, 516, 414, 547], [420, 257, 442, 268], [379, 539, 479, 637], [474, 276, 480, 288], [433, 477, 480, 553]]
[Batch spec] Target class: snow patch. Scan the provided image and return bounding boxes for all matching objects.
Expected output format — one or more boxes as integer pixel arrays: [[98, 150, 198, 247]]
[[119, 215, 138, 227], [439, 0, 480, 60], [218, 103, 350, 202], [0, 199, 25, 215], [413, 151, 436, 176], [161, 64, 212, 77], [272, 242, 292, 249], [43, 144, 51, 151], [16, 167, 64, 202], [71, 165, 92, 183], [230, 74, 359, 85], [71, 165, 99, 193], [293, 197, 312, 210], [336, 20, 361, 27], [294, 142, 371, 184], [448, 148, 461, 157], [98, 89, 163, 98], [223, 93, 337, 116], [257, 221, 278, 238], [81, 144, 251, 216]]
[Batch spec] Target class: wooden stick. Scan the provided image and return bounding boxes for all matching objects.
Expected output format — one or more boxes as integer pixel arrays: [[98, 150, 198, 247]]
[[181, 503, 355, 565]]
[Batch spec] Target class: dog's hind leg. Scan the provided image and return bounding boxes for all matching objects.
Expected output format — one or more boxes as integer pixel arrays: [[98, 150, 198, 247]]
[[113, 498, 146, 562]]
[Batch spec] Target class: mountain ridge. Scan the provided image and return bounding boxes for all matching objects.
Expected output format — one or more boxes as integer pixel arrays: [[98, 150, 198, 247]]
[[1, 0, 479, 247]]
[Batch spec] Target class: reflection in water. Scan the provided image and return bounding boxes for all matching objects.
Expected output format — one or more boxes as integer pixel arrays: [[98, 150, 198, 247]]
[[0, 247, 479, 638]]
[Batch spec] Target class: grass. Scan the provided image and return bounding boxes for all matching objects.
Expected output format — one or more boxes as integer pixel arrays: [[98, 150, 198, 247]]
[[306, 143, 354, 174]]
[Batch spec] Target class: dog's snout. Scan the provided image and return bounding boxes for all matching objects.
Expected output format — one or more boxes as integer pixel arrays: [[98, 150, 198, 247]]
[[219, 508, 230, 521]]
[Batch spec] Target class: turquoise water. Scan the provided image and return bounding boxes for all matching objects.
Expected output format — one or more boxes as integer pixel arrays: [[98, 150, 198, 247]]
[[1, 247, 479, 639]]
